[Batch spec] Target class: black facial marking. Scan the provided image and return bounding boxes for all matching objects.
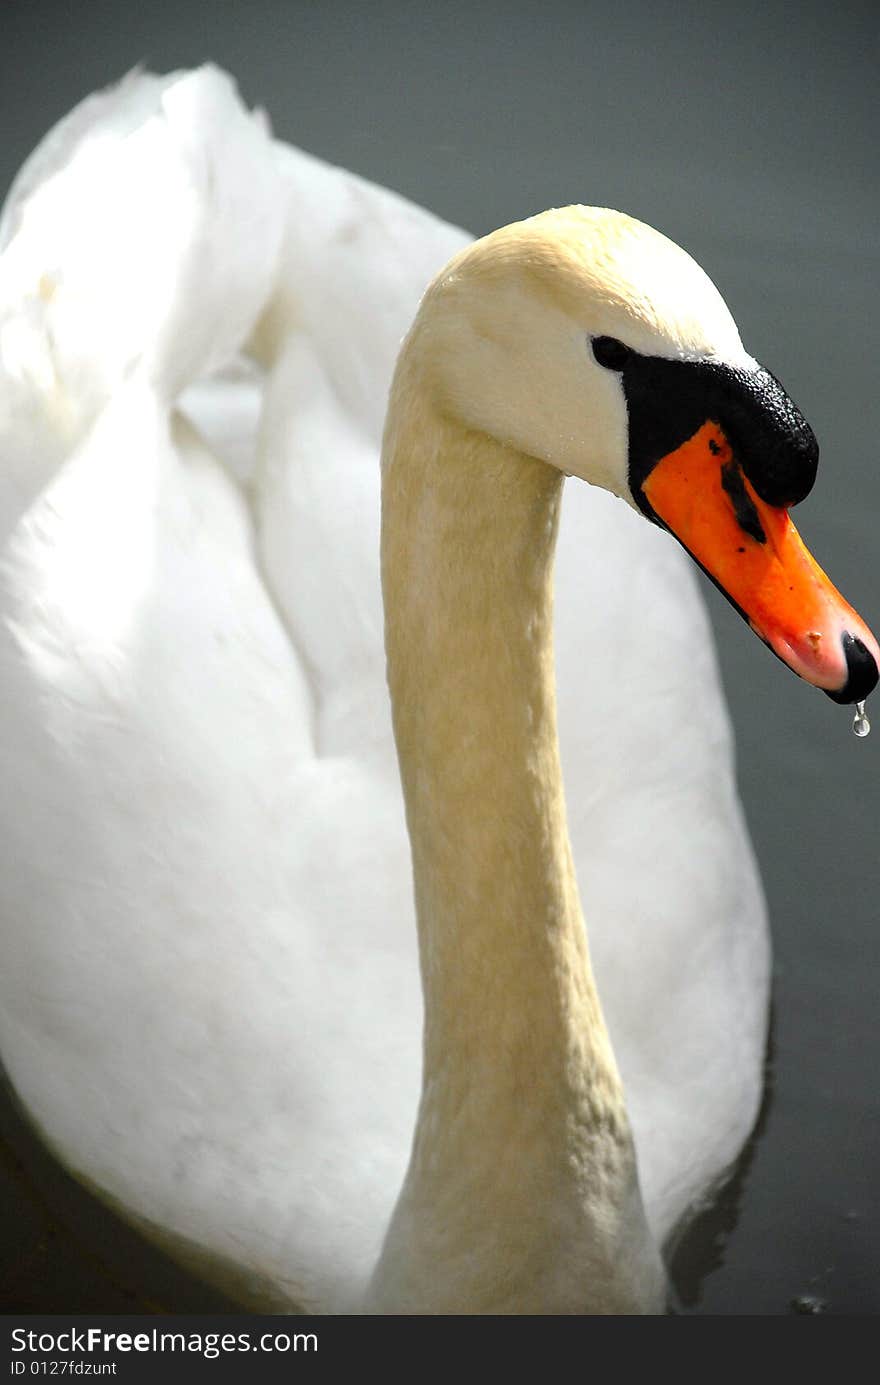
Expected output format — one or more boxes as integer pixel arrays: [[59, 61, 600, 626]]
[[591, 335, 631, 370], [720, 459, 766, 544], [617, 351, 818, 512]]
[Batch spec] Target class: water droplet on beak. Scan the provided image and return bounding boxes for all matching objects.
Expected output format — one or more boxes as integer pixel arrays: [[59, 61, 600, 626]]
[[853, 700, 871, 738]]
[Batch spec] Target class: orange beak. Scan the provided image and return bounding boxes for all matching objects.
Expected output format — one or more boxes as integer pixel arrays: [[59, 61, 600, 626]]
[[641, 421, 879, 703]]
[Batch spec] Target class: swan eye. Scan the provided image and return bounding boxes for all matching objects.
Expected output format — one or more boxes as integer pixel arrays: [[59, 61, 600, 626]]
[[591, 336, 631, 371]]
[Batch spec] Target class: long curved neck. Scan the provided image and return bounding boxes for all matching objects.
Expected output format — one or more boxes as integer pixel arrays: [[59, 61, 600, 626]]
[[384, 413, 610, 1092], [369, 358, 663, 1313]]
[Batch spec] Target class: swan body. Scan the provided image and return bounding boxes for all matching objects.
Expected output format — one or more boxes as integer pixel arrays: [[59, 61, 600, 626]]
[[0, 67, 773, 1312]]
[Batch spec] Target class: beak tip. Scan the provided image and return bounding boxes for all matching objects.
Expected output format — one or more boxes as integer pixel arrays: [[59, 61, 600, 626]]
[[824, 632, 880, 706]]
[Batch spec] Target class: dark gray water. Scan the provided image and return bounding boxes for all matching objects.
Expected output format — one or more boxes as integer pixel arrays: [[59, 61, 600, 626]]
[[1, 0, 877, 1315]]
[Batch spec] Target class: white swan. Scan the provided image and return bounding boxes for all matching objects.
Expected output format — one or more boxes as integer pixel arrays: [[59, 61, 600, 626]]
[[1, 67, 872, 1312]]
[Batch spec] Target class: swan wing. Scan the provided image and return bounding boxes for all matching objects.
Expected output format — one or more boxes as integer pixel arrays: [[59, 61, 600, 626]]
[[0, 68, 418, 1311]]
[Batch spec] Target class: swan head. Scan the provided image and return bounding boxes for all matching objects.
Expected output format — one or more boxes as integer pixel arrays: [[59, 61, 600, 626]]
[[410, 205, 879, 705]]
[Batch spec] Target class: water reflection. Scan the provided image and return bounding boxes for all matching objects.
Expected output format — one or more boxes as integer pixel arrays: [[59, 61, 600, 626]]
[[670, 1016, 775, 1312]]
